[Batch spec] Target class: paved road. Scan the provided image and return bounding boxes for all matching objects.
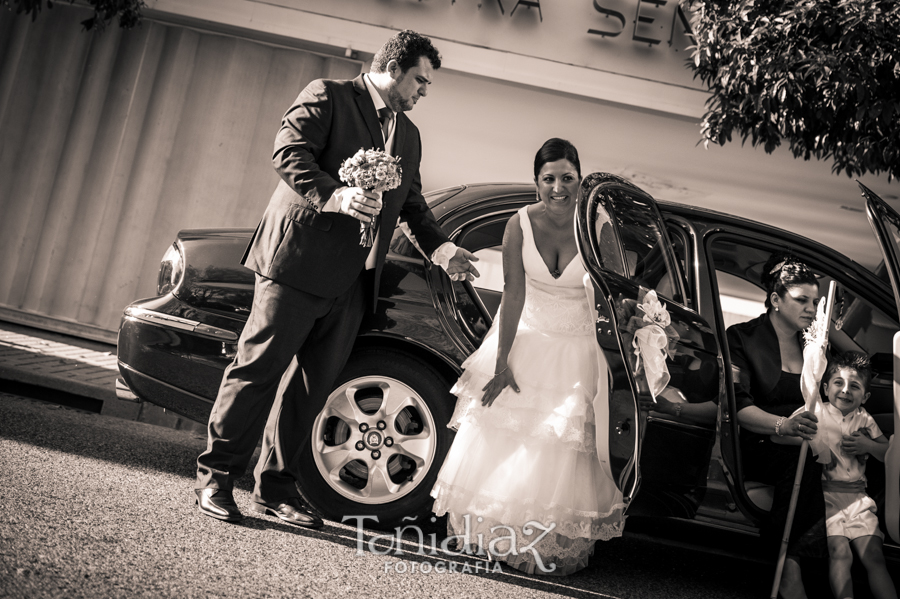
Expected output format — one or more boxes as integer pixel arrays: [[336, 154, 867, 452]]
[[0, 392, 841, 599]]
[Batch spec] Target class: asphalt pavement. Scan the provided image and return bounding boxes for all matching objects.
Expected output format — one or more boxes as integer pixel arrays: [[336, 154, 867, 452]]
[[1, 390, 830, 599], [2, 321, 893, 598]]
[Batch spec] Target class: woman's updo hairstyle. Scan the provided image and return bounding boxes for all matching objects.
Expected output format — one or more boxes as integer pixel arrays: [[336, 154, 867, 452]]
[[534, 138, 581, 180], [760, 252, 818, 309]]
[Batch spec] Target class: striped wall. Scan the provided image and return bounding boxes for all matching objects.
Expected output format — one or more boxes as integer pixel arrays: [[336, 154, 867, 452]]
[[0, 5, 361, 342]]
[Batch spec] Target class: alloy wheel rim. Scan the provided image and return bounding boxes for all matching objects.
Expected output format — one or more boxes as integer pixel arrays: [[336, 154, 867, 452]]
[[311, 375, 437, 504]]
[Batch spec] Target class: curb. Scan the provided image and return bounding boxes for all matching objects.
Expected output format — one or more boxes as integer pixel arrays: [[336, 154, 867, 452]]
[[0, 322, 205, 435]]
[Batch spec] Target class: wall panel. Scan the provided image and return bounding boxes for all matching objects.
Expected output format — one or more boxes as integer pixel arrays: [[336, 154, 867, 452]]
[[0, 5, 362, 341]]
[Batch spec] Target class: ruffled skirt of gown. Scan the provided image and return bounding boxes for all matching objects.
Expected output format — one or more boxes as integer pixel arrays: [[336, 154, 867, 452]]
[[431, 314, 626, 576]]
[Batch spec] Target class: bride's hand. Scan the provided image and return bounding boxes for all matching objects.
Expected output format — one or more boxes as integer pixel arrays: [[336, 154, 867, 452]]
[[481, 368, 519, 407]]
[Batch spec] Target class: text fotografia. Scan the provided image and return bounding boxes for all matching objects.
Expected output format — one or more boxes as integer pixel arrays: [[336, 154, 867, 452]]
[[383, 559, 503, 575], [343, 514, 558, 574]]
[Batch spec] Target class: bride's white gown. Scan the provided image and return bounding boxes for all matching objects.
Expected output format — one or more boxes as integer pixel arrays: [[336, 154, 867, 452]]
[[431, 206, 625, 576]]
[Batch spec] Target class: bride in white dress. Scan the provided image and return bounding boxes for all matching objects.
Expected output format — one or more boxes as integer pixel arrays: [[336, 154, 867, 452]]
[[431, 139, 625, 576]]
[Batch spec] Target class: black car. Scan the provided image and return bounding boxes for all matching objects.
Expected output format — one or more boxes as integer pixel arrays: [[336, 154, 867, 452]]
[[117, 174, 900, 554]]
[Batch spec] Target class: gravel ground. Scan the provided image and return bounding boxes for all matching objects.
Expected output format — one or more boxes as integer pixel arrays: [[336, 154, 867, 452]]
[[0, 392, 841, 599]]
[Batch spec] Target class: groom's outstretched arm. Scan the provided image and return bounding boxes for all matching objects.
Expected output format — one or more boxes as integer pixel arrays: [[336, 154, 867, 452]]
[[397, 129, 479, 281]]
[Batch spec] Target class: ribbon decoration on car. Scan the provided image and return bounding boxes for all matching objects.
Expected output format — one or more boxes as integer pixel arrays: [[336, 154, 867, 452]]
[[631, 289, 674, 400]]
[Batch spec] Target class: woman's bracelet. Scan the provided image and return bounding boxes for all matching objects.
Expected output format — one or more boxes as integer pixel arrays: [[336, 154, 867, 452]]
[[774, 416, 786, 437], [494, 366, 509, 377]]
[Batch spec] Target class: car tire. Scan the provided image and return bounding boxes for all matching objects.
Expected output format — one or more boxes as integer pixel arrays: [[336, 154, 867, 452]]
[[296, 348, 456, 530]]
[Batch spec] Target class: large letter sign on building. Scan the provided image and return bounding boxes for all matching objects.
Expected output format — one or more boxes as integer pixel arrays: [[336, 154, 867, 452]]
[[588, 0, 693, 47]]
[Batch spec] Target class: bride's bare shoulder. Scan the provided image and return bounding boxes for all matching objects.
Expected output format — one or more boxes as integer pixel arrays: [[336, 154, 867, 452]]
[[503, 212, 523, 244]]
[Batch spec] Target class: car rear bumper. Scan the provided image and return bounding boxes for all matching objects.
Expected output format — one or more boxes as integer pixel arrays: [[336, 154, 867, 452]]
[[117, 361, 214, 424], [117, 294, 244, 423]]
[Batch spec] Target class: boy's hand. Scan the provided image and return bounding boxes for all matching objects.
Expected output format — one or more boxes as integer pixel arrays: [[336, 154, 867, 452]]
[[840, 431, 872, 456]]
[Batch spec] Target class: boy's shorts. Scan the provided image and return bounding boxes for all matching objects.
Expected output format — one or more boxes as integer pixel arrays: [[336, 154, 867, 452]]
[[824, 490, 884, 540]]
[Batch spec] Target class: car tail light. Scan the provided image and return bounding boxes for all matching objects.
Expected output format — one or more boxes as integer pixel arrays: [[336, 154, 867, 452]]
[[157, 243, 184, 296]]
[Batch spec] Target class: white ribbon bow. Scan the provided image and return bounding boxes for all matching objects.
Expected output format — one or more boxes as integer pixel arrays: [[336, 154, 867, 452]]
[[632, 290, 672, 400]]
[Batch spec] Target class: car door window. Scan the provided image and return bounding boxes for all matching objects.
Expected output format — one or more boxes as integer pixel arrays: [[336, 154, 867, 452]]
[[664, 220, 695, 311], [709, 238, 771, 326], [717, 271, 766, 329], [593, 188, 686, 306], [470, 247, 503, 300], [710, 235, 897, 361], [451, 214, 516, 345]]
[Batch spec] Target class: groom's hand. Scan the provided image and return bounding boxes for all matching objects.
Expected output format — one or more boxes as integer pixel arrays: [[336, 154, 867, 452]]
[[337, 187, 382, 224], [446, 248, 480, 282]]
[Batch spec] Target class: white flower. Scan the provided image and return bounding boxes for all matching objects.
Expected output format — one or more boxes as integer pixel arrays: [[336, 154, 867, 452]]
[[637, 290, 671, 328]]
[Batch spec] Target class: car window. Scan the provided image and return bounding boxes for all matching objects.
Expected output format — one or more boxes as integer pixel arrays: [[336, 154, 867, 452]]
[[710, 235, 897, 357], [593, 188, 685, 306], [709, 237, 771, 327], [471, 246, 503, 295], [664, 220, 694, 310], [827, 285, 897, 360], [717, 271, 766, 329], [451, 214, 514, 343]]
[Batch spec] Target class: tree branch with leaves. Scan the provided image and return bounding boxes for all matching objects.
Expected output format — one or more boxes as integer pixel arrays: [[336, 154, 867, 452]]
[[2, 0, 145, 31], [686, 0, 900, 180]]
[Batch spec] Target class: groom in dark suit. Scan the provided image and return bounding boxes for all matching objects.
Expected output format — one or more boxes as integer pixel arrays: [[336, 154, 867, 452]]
[[195, 30, 479, 526]]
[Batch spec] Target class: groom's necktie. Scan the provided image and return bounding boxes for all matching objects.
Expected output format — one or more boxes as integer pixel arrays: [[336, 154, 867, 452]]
[[377, 107, 393, 144], [366, 107, 393, 268]]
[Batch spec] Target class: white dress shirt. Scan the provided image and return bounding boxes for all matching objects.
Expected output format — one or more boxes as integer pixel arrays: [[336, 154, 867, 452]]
[[322, 74, 459, 272], [820, 402, 882, 484]]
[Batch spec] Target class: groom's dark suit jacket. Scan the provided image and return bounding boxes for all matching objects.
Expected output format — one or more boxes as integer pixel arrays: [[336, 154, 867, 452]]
[[242, 75, 448, 301]]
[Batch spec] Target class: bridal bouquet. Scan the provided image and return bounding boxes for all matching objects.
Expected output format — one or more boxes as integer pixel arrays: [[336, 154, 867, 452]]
[[338, 148, 403, 247], [615, 288, 679, 400]]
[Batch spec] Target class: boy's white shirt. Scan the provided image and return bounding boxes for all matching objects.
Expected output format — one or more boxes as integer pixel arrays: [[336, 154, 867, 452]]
[[794, 403, 883, 483]]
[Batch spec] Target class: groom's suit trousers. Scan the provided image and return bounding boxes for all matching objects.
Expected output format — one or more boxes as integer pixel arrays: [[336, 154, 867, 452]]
[[195, 271, 366, 500]]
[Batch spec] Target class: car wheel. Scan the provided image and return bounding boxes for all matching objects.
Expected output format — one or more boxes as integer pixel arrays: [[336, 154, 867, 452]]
[[297, 348, 455, 529]]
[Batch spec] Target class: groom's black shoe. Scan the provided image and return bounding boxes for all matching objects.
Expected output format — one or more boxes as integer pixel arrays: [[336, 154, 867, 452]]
[[249, 497, 323, 529], [195, 488, 243, 522]]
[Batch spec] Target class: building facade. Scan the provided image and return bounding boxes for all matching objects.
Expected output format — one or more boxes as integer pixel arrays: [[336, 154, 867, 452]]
[[0, 0, 896, 341]]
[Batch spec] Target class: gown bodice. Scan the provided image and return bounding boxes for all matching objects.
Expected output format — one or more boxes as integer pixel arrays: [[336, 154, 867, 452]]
[[519, 206, 593, 336]]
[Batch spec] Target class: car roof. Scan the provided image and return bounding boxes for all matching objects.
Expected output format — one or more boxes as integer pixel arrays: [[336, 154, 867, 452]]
[[426, 181, 860, 259], [426, 181, 891, 301]]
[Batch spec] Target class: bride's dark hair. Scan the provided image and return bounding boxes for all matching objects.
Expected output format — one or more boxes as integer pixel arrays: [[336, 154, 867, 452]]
[[761, 252, 818, 309], [534, 138, 581, 180]]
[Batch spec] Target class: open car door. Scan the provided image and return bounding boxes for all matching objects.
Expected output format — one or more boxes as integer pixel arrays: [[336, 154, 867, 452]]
[[576, 173, 722, 518], [861, 182, 900, 545]]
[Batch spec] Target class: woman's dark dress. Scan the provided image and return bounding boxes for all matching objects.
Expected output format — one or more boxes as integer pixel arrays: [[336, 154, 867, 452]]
[[727, 314, 826, 558]]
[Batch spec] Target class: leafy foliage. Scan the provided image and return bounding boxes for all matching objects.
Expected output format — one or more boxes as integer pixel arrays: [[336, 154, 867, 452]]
[[2, 0, 145, 31], [687, 0, 900, 180]]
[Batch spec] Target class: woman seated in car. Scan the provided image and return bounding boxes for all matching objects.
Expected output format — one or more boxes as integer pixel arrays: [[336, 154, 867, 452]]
[[727, 253, 826, 599]]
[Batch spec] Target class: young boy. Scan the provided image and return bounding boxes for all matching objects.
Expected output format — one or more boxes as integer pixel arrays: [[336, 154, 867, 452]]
[[818, 352, 896, 599]]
